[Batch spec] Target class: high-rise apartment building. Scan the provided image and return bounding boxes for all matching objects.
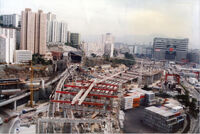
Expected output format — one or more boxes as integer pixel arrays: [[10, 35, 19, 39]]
[[153, 37, 188, 61], [0, 27, 16, 63], [103, 33, 114, 57], [20, 8, 47, 55], [46, 12, 68, 44], [70, 33, 80, 45], [1, 14, 20, 28], [47, 12, 56, 21]]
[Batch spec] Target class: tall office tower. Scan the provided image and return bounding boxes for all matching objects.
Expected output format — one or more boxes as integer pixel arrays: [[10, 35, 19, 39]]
[[70, 33, 80, 45], [103, 33, 114, 57], [1, 14, 20, 28], [20, 8, 47, 55], [0, 27, 16, 63], [153, 37, 188, 61]]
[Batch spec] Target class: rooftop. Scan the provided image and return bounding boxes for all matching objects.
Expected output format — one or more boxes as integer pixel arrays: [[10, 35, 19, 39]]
[[145, 106, 177, 117]]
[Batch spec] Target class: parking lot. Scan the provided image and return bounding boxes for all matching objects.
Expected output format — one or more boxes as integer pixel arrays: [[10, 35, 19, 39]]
[[123, 107, 159, 133]]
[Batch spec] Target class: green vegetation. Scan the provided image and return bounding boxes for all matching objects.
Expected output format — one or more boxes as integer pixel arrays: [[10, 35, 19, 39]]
[[84, 52, 135, 67], [124, 52, 134, 60], [32, 54, 52, 65], [112, 58, 135, 67]]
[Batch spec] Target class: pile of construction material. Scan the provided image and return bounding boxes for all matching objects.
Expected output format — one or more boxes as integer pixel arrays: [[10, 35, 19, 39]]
[[121, 88, 156, 110], [121, 96, 134, 110]]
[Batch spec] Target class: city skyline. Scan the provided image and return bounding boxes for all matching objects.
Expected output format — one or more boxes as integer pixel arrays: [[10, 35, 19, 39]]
[[0, 0, 200, 48]]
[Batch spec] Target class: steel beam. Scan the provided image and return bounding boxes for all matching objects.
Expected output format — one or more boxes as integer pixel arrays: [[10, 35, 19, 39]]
[[51, 100, 104, 106], [78, 80, 97, 105], [56, 91, 118, 98], [64, 85, 88, 89], [38, 117, 106, 124]]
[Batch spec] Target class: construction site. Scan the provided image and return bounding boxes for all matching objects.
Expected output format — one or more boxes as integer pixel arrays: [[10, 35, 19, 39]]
[[0, 57, 199, 133]]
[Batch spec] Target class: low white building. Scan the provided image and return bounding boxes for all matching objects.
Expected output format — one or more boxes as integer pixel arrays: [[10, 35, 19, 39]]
[[14, 50, 32, 63], [0, 27, 16, 64]]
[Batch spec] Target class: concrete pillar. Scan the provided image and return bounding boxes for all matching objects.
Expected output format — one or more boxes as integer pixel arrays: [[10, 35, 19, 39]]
[[13, 101, 17, 111], [36, 120, 39, 134], [63, 109, 66, 118], [41, 79, 45, 89]]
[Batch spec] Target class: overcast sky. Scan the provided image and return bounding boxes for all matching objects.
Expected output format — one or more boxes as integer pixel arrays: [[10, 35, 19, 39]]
[[0, 0, 199, 48]]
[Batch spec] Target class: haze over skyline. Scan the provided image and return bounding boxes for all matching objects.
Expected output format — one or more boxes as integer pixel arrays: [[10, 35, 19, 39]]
[[0, 0, 199, 48]]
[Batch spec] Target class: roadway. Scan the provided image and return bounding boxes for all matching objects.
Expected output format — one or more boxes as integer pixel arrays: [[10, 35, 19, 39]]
[[171, 64, 200, 133]]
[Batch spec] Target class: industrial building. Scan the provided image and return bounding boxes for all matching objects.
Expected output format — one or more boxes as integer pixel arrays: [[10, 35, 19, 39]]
[[143, 105, 185, 133], [153, 38, 188, 62], [0, 27, 16, 64]]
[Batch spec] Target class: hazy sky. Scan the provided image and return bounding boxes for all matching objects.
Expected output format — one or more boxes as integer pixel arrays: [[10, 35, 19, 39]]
[[0, 0, 200, 48]]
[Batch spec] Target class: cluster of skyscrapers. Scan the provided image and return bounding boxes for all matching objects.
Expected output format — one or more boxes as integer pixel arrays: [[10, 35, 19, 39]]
[[0, 8, 81, 64], [0, 8, 199, 64]]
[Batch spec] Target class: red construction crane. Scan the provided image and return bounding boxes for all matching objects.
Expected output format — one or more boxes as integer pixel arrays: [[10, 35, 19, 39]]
[[165, 73, 180, 84]]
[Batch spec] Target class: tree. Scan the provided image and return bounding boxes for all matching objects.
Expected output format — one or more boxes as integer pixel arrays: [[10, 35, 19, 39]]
[[91, 53, 97, 58], [124, 52, 134, 60]]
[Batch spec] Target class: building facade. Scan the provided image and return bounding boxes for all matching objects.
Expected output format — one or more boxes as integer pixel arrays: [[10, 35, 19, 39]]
[[153, 38, 188, 61], [47, 21, 68, 43], [1, 14, 20, 28], [0, 27, 16, 63], [82, 42, 104, 57], [103, 33, 114, 57], [20, 8, 47, 55], [187, 49, 200, 64]]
